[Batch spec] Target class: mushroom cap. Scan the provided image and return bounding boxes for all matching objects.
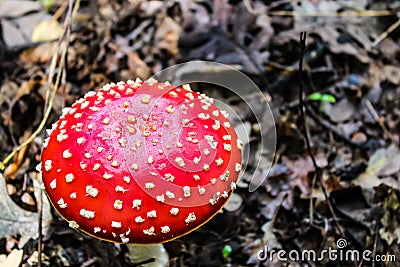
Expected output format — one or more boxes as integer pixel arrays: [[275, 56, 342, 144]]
[[40, 79, 242, 244]]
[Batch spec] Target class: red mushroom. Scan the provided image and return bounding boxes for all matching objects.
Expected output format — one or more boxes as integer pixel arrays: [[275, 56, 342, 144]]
[[40, 79, 242, 244]]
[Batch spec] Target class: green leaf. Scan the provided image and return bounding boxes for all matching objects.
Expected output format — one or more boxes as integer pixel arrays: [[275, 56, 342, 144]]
[[309, 92, 336, 103], [222, 245, 232, 258], [309, 92, 322, 101], [39, 0, 55, 10], [321, 94, 336, 103]]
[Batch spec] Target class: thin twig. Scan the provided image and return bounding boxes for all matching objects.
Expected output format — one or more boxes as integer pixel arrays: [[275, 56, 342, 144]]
[[371, 218, 380, 267], [371, 18, 400, 47], [268, 10, 396, 17], [38, 0, 80, 264], [364, 99, 396, 144], [1, 65, 55, 169], [243, 0, 261, 15], [37, 43, 68, 267], [37, 182, 43, 267], [0, 0, 80, 173], [38, 0, 77, 263], [298, 32, 345, 237], [0, 0, 78, 265], [266, 0, 291, 10], [305, 104, 367, 149]]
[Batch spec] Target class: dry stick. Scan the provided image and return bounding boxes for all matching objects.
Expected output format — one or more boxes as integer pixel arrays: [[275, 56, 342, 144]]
[[266, 0, 291, 10], [364, 99, 397, 144], [41, 3, 76, 267], [371, 222, 380, 267], [244, 0, 395, 17], [41, 45, 68, 266], [37, 182, 43, 267], [305, 105, 367, 149], [243, 0, 260, 15], [371, 18, 400, 47], [0, 0, 76, 264], [38, 0, 77, 263], [0, 56, 58, 169], [0, 0, 80, 171], [297, 32, 345, 238], [0, 55, 60, 167], [268, 10, 395, 17]]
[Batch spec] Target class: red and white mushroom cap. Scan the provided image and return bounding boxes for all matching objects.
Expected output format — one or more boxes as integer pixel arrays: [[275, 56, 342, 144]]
[[40, 79, 242, 244]]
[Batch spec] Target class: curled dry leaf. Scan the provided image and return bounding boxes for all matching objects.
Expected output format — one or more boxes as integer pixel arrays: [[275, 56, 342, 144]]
[[20, 42, 59, 63], [126, 51, 151, 80], [3, 163, 19, 180]]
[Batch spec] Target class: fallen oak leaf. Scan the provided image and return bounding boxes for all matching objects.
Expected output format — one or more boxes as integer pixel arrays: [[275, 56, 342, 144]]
[[282, 153, 328, 196], [0, 173, 52, 247], [354, 144, 400, 190]]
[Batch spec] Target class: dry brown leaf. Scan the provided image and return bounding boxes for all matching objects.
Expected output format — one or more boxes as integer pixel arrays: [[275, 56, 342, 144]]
[[224, 192, 243, 212], [20, 42, 58, 63], [0, 0, 40, 17], [138, 1, 164, 17], [31, 20, 64, 42], [6, 184, 16, 195], [1, 10, 53, 47], [382, 65, 400, 84], [282, 153, 328, 196], [3, 163, 18, 180], [154, 16, 182, 57], [126, 51, 151, 80], [313, 26, 370, 63], [354, 145, 400, 189], [353, 172, 382, 188], [379, 191, 400, 245], [1, 19, 27, 47], [20, 192, 35, 206], [367, 144, 400, 176], [322, 98, 356, 123], [261, 221, 281, 249], [0, 249, 23, 267], [0, 174, 52, 247]]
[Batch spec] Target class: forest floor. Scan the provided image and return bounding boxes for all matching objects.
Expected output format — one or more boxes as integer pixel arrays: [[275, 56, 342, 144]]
[[0, 0, 400, 266]]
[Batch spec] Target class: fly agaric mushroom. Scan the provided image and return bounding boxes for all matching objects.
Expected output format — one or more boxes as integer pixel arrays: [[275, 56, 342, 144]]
[[40, 79, 242, 244]]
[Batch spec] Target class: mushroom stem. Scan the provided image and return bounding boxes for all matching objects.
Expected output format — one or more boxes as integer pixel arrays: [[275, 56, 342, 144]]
[[125, 244, 169, 267]]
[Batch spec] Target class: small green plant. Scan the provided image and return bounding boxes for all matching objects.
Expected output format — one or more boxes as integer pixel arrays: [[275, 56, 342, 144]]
[[222, 244, 232, 259], [309, 92, 336, 103]]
